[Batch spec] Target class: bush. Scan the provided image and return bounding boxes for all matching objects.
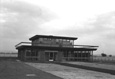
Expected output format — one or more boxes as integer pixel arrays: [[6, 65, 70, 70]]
[[109, 55, 112, 57], [101, 53, 107, 57]]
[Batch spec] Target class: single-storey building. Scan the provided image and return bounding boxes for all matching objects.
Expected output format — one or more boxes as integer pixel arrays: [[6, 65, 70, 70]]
[[15, 35, 98, 62]]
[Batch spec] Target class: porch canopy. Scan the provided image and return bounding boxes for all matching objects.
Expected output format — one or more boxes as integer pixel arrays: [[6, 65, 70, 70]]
[[16, 45, 98, 51]]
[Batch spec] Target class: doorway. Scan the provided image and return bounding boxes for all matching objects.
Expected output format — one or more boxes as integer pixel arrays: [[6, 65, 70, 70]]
[[45, 51, 57, 61]]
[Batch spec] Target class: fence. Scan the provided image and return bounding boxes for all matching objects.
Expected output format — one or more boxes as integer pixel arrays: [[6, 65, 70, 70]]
[[93, 56, 115, 63], [0, 53, 18, 57]]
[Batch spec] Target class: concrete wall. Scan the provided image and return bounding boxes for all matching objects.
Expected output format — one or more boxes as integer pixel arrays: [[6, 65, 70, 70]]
[[39, 50, 45, 62], [56, 51, 63, 62]]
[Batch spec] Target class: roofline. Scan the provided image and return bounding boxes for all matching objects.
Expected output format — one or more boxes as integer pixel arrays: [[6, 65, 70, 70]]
[[29, 35, 78, 41], [16, 45, 98, 51], [15, 42, 31, 48]]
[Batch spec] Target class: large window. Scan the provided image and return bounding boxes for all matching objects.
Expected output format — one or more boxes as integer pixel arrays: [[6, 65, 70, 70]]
[[25, 49, 39, 61], [63, 51, 68, 57], [26, 49, 31, 56], [25, 49, 38, 56], [31, 50, 38, 56]]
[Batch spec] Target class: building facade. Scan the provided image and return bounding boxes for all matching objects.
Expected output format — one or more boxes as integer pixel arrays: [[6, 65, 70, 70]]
[[15, 35, 98, 62]]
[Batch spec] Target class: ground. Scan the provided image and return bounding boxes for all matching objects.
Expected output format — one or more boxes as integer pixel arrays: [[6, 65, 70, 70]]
[[0, 60, 62, 79], [0, 59, 115, 79], [26, 62, 115, 79], [66, 62, 115, 70]]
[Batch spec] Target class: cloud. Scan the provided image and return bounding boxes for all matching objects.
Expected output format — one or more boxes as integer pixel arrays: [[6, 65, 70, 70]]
[[51, 12, 115, 55], [0, 0, 53, 52], [53, 11, 115, 37], [87, 12, 115, 39], [87, 12, 115, 55], [1, 0, 54, 38]]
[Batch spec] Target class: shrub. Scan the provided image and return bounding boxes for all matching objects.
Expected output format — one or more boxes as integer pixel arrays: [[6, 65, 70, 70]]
[[101, 53, 107, 57]]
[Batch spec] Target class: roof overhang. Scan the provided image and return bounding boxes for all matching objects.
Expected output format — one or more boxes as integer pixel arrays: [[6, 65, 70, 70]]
[[16, 45, 98, 51], [29, 35, 78, 41]]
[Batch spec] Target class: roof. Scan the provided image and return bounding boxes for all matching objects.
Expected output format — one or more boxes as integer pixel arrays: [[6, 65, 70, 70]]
[[29, 35, 78, 41], [16, 45, 98, 51]]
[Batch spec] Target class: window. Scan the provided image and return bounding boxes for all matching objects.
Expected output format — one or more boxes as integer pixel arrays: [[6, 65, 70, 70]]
[[26, 49, 39, 56], [63, 51, 68, 57], [44, 38, 47, 40], [47, 38, 52, 40], [31, 50, 38, 56], [26, 49, 31, 56], [63, 39, 66, 41]]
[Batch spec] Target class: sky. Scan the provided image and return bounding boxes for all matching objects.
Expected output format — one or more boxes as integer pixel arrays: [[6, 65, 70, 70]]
[[0, 0, 115, 55]]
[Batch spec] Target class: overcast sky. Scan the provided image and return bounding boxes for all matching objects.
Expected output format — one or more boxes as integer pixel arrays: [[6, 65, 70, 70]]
[[0, 0, 115, 55]]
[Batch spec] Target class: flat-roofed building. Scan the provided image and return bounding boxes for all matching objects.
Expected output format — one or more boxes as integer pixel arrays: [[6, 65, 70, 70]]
[[15, 35, 98, 62]]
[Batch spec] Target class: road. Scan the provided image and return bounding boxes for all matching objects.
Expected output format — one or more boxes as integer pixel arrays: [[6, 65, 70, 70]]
[[56, 62, 115, 75], [0, 60, 63, 79]]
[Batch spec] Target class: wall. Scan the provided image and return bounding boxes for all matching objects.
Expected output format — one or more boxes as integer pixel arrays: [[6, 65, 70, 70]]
[[32, 37, 74, 47], [39, 50, 45, 62]]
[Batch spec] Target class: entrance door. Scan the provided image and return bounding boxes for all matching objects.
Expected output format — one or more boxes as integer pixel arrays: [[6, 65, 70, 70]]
[[49, 52, 57, 61], [45, 51, 57, 61], [49, 52, 54, 61]]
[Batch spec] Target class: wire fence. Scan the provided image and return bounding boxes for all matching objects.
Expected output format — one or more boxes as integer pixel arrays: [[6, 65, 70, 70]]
[[93, 56, 115, 63], [0, 53, 18, 57]]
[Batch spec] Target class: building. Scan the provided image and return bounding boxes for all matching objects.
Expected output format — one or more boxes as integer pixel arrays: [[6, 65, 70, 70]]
[[15, 35, 98, 62]]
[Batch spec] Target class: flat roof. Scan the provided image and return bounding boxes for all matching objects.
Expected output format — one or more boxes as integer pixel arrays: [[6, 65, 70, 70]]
[[16, 45, 98, 51], [29, 35, 78, 41]]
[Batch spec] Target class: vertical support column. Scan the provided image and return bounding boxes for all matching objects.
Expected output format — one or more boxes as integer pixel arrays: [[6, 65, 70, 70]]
[[73, 51, 75, 61], [21, 50, 24, 61], [88, 51, 90, 61], [18, 50, 20, 60], [24, 49, 26, 61], [39, 50, 45, 62], [57, 51, 63, 62], [30, 49, 32, 61], [73, 40, 74, 45], [68, 51, 70, 61], [76, 51, 78, 61], [37, 50, 39, 61], [67, 51, 68, 61], [77, 51, 79, 61], [90, 51, 93, 62], [84, 51, 86, 61], [83, 51, 85, 61], [85, 51, 87, 61], [20, 50, 22, 61], [71, 40, 74, 46], [92, 51, 93, 62], [81, 51, 82, 61], [68, 51, 72, 61]]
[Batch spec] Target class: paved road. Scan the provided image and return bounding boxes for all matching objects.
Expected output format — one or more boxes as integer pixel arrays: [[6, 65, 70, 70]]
[[56, 62, 115, 75], [0, 60, 63, 79]]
